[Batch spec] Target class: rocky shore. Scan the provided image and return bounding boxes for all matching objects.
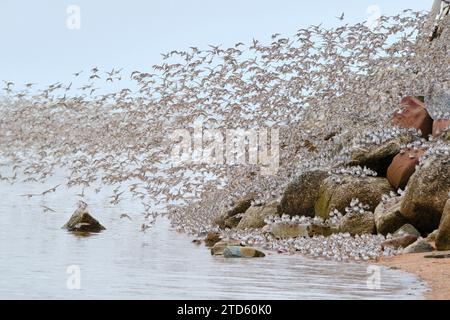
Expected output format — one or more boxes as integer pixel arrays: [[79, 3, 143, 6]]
[[0, 0, 448, 300], [175, 3, 450, 299], [189, 90, 449, 298]]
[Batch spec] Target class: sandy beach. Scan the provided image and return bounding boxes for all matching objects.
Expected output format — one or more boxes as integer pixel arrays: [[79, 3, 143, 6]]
[[379, 252, 450, 300]]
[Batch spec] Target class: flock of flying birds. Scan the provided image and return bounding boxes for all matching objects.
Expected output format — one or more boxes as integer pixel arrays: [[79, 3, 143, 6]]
[[0, 10, 449, 258]]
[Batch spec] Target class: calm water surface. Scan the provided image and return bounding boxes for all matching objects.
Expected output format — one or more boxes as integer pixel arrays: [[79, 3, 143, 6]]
[[0, 172, 426, 299]]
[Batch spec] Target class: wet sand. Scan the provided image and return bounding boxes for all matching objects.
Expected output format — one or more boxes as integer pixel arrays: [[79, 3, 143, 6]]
[[379, 252, 450, 300]]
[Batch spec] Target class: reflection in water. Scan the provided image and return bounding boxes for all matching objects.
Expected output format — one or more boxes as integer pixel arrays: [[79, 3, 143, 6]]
[[0, 173, 426, 299]]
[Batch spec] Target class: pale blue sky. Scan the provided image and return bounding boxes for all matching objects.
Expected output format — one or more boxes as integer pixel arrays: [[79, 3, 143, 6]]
[[0, 0, 434, 87]]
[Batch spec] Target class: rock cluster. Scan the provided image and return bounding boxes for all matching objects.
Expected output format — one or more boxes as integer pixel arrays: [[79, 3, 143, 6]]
[[211, 96, 450, 260]]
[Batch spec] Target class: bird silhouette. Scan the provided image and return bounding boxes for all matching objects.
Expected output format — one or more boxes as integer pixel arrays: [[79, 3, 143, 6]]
[[336, 12, 345, 21]]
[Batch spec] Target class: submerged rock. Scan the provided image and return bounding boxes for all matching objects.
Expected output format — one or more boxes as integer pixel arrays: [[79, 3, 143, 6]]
[[223, 246, 265, 258], [436, 200, 450, 251], [279, 171, 329, 217], [63, 208, 105, 233], [403, 238, 434, 254], [315, 176, 392, 219], [400, 157, 450, 233], [237, 201, 279, 229], [211, 240, 242, 256], [374, 197, 408, 235]]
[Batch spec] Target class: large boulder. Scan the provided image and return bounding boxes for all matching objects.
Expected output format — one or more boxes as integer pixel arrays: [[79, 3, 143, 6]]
[[400, 156, 450, 233], [63, 208, 105, 233], [348, 136, 412, 176], [387, 148, 427, 189], [237, 201, 279, 229], [315, 176, 393, 219], [338, 212, 376, 236], [279, 171, 329, 217], [374, 197, 408, 235], [269, 222, 309, 239], [436, 199, 450, 251], [223, 246, 265, 258], [391, 96, 433, 137], [214, 195, 255, 229]]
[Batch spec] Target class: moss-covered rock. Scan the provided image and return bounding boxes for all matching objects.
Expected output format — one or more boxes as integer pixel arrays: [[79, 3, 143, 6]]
[[237, 201, 279, 229], [279, 171, 329, 217], [315, 176, 393, 219]]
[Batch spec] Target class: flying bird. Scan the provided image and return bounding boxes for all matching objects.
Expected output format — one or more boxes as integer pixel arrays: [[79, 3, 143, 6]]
[[336, 12, 345, 21]]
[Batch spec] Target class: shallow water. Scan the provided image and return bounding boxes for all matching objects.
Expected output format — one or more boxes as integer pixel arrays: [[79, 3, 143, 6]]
[[0, 172, 426, 300]]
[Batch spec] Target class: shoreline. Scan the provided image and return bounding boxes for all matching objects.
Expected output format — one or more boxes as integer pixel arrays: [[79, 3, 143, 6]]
[[377, 253, 450, 300]]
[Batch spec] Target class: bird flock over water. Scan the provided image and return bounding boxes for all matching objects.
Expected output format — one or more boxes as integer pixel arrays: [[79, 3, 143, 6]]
[[0, 11, 449, 260]]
